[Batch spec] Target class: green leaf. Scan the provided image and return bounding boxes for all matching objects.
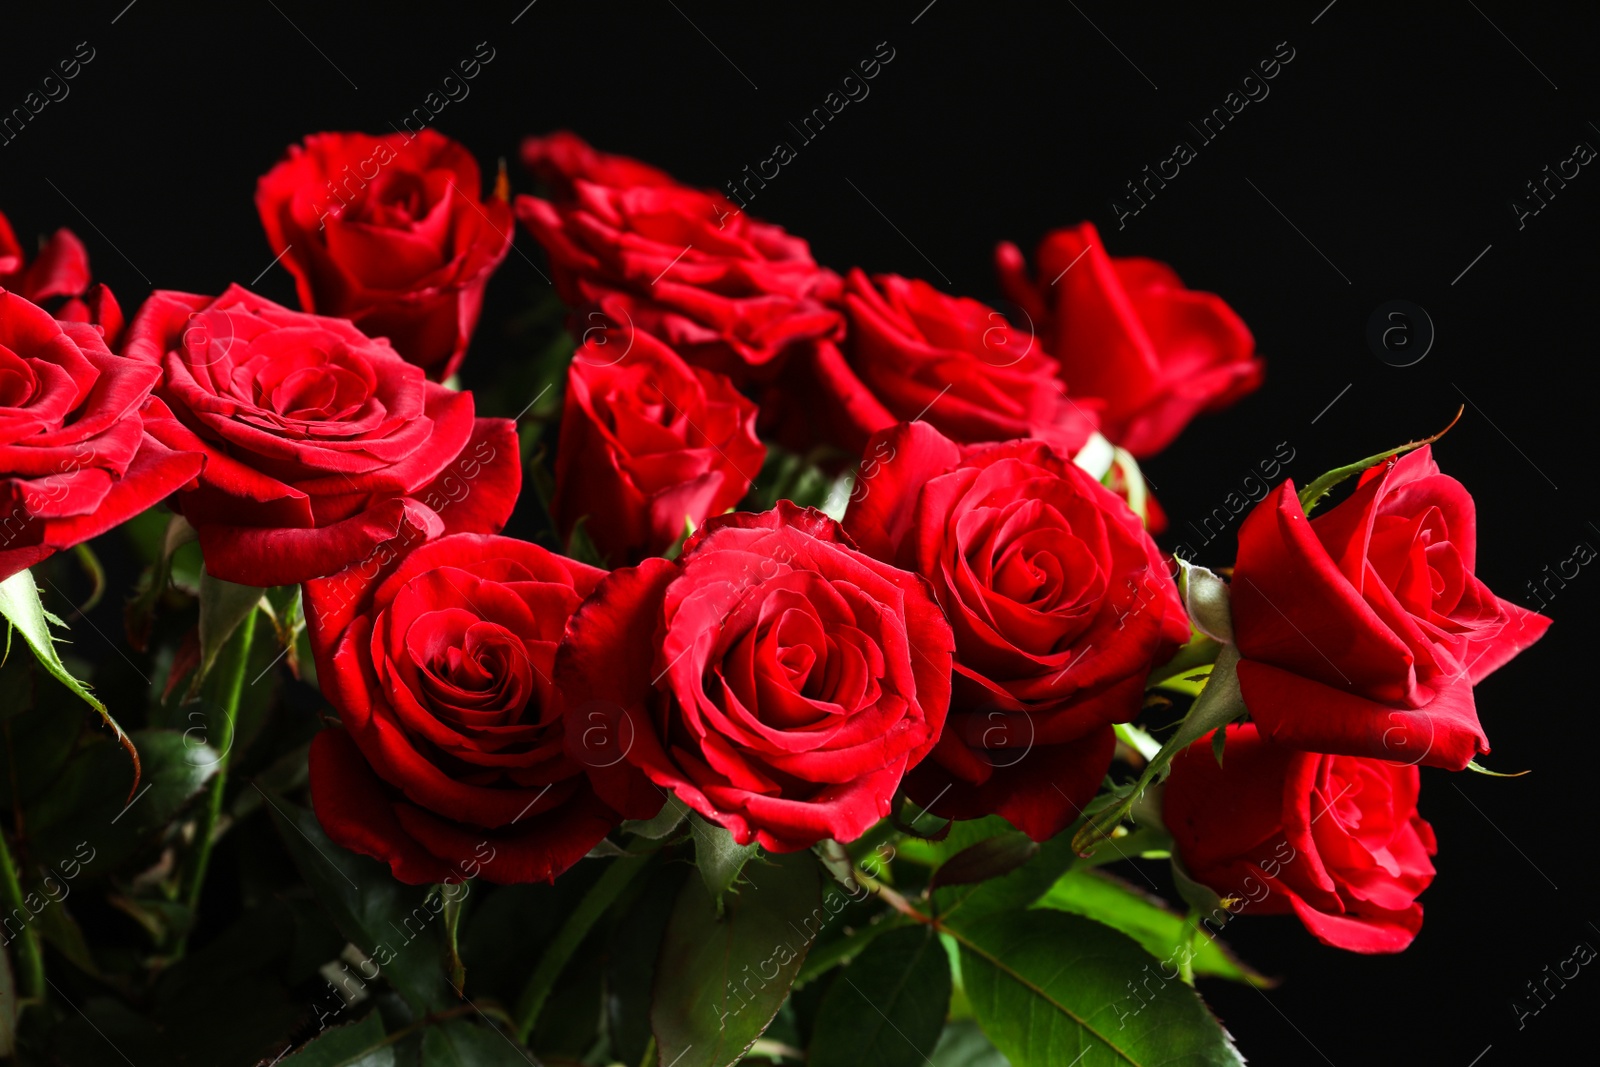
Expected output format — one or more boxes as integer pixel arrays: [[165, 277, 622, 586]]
[[605, 863, 686, 1065], [1037, 868, 1268, 986], [36, 896, 105, 979], [0, 568, 137, 782], [1073, 646, 1247, 857], [813, 838, 860, 892], [621, 802, 688, 840], [420, 1020, 532, 1066], [564, 515, 608, 568], [124, 511, 197, 652], [930, 832, 1039, 891], [262, 789, 454, 1013], [512, 853, 652, 1040], [1113, 722, 1161, 763], [195, 568, 264, 693], [809, 926, 951, 1067], [440, 884, 468, 996], [0, 651, 85, 808], [930, 1020, 1010, 1067], [280, 1012, 394, 1066], [461, 883, 562, 1005], [70, 542, 106, 613], [935, 823, 1078, 926], [27, 729, 217, 874], [955, 910, 1245, 1066], [795, 913, 913, 988], [651, 850, 822, 1067], [744, 444, 856, 513], [1146, 636, 1222, 693], [1297, 408, 1461, 515], [1465, 759, 1530, 777], [0, 934, 14, 1059], [895, 815, 1016, 869], [691, 811, 761, 906]]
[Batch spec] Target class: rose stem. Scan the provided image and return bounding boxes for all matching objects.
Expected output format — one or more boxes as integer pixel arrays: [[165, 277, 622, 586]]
[[175, 606, 258, 956], [0, 825, 45, 1001], [513, 852, 652, 1041]]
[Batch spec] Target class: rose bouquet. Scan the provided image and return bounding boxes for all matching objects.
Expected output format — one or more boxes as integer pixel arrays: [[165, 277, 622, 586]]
[[0, 128, 1546, 1066]]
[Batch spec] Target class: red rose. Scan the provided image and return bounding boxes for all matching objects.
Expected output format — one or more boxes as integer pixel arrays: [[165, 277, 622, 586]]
[[522, 129, 680, 198], [515, 132, 842, 383], [256, 130, 514, 380], [1232, 447, 1549, 770], [785, 270, 1097, 458], [127, 286, 519, 587], [1, 290, 200, 580], [304, 532, 636, 884], [843, 421, 1187, 840], [995, 222, 1261, 457], [556, 503, 954, 851], [1164, 723, 1437, 953], [553, 320, 763, 564], [0, 208, 123, 343]]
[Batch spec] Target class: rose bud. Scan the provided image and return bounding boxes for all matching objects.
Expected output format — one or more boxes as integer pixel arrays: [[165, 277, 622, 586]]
[[552, 319, 763, 564], [256, 130, 514, 380], [996, 222, 1261, 457]]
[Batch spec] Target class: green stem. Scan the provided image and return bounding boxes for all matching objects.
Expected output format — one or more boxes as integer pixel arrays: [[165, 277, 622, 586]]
[[1073, 645, 1244, 857], [176, 607, 257, 951], [0, 825, 44, 1001], [513, 853, 650, 1042]]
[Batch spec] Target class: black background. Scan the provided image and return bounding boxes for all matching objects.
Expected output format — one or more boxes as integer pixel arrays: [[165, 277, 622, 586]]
[[7, 1, 1596, 1062]]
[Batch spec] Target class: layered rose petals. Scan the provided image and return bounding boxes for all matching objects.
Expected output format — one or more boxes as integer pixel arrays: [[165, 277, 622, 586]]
[[844, 421, 1187, 841], [1, 207, 123, 343], [552, 321, 763, 564], [996, 221, 1261, 457], [0, 289, 201, 580], [1165, 723, 1438, 953], [127, 286, 518, 586], [1232, 447, 1550, 770], [515, 131, 843, 383], [256, 130, 514, 380], [305, 533, 640, 884], [782, 270, 1098, 457], [556, 502, 954, 852]]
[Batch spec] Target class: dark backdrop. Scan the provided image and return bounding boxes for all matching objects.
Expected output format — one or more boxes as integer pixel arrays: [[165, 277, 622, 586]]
[[7, 2, 1595, 1062]]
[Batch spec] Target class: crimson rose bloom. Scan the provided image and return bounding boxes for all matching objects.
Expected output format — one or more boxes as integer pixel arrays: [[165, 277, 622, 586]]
[[553, 320, 763, 564], [521, 129, 680, 197], [556, 503, 954, 851], [0, 209, 122, 343], [127, 286, 519, 587], [996, 222, 1261, 457], [515, 131, 842, 382], [1232, 446, 1549, 770], [1164, 723, 1437, 953], [843, 421, 1187, 840], [256, 130, 514, 380], [305, 533, 641, 884], [788, 270, 1097, 458], [1, 290, 200, 580]]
